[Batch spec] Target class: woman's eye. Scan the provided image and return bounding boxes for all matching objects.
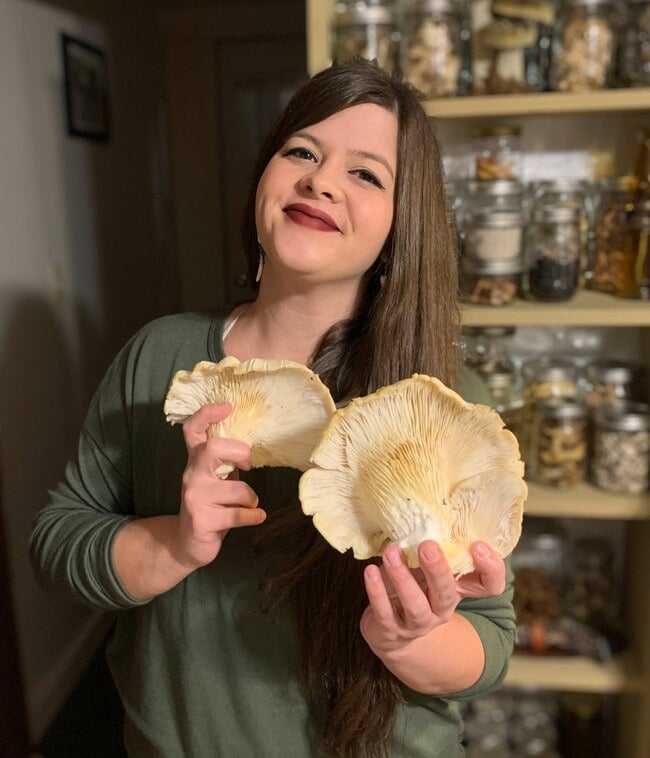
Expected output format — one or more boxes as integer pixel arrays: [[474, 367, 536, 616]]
[[283, 146, 316, 161], [352, 169, 384, 189]]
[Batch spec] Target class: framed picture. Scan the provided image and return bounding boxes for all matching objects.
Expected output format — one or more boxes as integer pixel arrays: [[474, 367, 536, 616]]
[[61, 34, 110, 141]]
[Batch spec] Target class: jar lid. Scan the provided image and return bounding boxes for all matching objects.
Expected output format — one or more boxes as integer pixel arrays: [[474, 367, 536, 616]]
[[535, 397, 588, 419], [593, 402, 650, 431], [533, 205, 581, 223], [565, 0, 612, 6], [407, 0, 458, 14], [463, 325, 516, 337], [466, 179, 524, 196], [461, 256, 523, 274], [585, 360, 639, 385], [597, 175, 638, 193], [473, 124, 521, 138], [334, 6, 394, 26], [469, 210, 525, 227], [523, 357, 577, 382], [484, 370, 517, 390], [533, 177, 589, 192]]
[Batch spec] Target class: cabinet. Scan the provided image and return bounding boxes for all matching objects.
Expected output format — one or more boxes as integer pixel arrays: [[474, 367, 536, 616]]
[[306, 2, 650, 756]]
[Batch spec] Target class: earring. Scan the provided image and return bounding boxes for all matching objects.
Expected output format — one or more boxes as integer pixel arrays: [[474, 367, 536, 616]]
[[255, 246, 266, 283], [380, 272, 387, 288]]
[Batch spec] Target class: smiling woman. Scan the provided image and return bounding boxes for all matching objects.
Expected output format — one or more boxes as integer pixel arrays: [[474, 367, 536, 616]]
[[30, 60, 516, 758]]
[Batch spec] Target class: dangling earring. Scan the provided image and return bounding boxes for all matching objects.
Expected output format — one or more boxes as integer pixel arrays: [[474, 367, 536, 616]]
[[255, 246, 266, 283], [379, 262, 388, 288], [380, 271, 387, 288]]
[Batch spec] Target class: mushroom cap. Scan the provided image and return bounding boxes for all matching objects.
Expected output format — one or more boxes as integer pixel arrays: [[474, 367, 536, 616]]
[[299, 374, 526, 575], [164, 357, 336, 471]]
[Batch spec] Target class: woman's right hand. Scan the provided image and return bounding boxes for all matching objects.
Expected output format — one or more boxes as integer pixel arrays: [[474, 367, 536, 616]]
[[176, 402, 266, 569]]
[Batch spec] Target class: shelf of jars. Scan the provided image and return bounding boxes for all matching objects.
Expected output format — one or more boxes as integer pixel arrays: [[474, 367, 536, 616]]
[[523, 481, 650, 521], [505, 652, 644, 695], [424, 88, 650, 120], [462, 290, 650, 327]]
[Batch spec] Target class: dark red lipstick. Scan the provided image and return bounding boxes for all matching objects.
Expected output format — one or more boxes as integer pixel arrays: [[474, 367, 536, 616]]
[[284, 203, 340, 232]]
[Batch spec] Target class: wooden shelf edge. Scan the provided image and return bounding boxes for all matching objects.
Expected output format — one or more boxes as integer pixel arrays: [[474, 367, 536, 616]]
[[425, 89, 650, 119], [462, 290, 650, 327], [524, 482, 650, 521], [505, 653, 644, 694]]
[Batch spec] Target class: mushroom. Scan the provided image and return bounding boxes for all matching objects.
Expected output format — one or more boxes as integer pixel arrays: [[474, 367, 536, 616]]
[[164, 357, 336, 477], [299, 374, 526, 575]]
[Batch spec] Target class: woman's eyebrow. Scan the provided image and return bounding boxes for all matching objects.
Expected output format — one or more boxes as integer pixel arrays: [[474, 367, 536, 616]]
[[291, 131, 395, 179]]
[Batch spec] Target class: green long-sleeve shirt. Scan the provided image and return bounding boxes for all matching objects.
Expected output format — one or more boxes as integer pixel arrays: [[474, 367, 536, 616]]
[[30, 312, 515, 757]]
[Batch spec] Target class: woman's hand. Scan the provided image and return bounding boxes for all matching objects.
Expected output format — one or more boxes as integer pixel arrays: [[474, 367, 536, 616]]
[[360, 540, 506, 657], [176, 402, 266, 570]]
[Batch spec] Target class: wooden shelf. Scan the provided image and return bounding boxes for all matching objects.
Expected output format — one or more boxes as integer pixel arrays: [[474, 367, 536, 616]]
[[524, 482, 650, 521], [424, 89, 650, 119], [462, 290, 650, 327], [505, 653, 645, 694]]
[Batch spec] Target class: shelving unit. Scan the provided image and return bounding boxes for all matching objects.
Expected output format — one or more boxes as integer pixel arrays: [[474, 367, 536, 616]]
[[307, 1, 650, 755]]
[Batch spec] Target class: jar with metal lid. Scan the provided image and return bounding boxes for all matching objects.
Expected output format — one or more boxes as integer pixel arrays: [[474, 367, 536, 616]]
[[619, 0, 650, 87], [567, 537, 617, 628], [463, 209, 525, 263], [622, 196, 650, 299], [530, 177, 595, 246], [465, 179, 526, 214], [527, 398, 589, 487], [521, 205, 582, 302], [586, 175, 636, 294], [460, 257, 521, 305], [551, 0, 617, 92], [332, 1, 399, 73], [591, 401, 650, 494], [462, 325, 516, 372], [400, 0, 472, 97], [472, 125, 522, 181], [512, 518, 571, 625], [478, 1, 556, 95], [519, 358, 581, 462], [583, 359, 643, 409]]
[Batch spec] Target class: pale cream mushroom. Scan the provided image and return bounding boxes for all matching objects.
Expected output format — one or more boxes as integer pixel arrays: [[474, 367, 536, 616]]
[[164, 357, 336, 477], [299, 374, 526, 576]]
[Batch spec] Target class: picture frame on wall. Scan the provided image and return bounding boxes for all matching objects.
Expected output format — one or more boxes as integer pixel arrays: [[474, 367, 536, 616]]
[[61, 33, 110, 141]]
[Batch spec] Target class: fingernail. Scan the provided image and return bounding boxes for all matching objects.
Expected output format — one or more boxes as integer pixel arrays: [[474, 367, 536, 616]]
[[383, 548, 402, 567], [421, 543, 440, 562], [474, 542, 491, 558]]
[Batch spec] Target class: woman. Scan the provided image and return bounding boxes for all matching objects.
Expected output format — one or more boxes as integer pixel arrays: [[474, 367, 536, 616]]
[[30, 60, 515, 757]]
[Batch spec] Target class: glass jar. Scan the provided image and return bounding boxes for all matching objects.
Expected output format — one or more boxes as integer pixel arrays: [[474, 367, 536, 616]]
[[568, 537, 617, 627], [462, 325, 516, 372], [465, 179, 526, 215], [521, 205, 582, 302], [583, 359, 642, 409], [586, 176, 636, 294], [400, 0, 472, 97], [332, 2, 399, 73], [528, 398, 589, 487], [551, 0, 617, 92], [622, 196, 650, 299], [460, 257, 521, 305], [478, 2, 555, 95], [512, 518, 571, 625], [463, 210, 525, 263], [591, 401, 650, 494], [519, 358, 581, 463], [619, 0, 650, 87], [472, 125, 522, 181], [530, 178, 595, 245]]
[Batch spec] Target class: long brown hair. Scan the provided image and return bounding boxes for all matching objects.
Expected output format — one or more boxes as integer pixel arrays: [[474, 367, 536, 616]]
[[245, 60, 461, 757]]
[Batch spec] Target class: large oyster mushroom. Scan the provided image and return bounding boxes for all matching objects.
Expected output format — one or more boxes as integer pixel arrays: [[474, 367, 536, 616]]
[[164, 357, 336, 476], [299, 374, 526, 576]]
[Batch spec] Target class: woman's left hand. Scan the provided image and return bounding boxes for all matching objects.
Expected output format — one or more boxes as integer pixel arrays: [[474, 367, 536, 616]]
[[360, 540, 506, 657]]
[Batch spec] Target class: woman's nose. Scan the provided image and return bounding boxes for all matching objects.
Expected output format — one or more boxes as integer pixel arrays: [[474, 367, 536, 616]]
[[298, 166, 343, 202]]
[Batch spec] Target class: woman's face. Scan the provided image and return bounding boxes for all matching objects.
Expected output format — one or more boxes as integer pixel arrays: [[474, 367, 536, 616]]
[[255, 103, 398, 287]]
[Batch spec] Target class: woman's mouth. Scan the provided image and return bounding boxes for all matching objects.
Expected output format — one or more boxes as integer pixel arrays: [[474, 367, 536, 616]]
[[284, 203, 340, 232]]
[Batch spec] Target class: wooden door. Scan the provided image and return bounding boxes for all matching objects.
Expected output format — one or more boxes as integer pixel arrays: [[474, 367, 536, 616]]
[[161, 3, 306, 313]]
